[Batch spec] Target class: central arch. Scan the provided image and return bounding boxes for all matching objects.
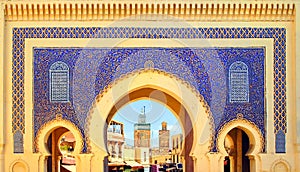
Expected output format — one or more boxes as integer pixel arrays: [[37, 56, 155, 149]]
[[86, 69, 214, 172], [106, 88, 193, 169]]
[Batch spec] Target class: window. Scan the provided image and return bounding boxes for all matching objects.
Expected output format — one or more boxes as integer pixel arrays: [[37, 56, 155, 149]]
[[49, 61, 69, 102], [229, 61, 249, 103]]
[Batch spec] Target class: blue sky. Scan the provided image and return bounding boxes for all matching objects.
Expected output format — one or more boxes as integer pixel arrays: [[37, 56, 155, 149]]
[[112, 99, 182, 148]]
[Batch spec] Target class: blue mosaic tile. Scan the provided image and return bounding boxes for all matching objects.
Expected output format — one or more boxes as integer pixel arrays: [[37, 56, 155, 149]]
[[34, 47, 265, 153], [275, 130, 286, 153], [12, 27, 286, 153]]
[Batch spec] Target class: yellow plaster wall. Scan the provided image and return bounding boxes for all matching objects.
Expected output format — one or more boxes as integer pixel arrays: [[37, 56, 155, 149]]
[[0, 8, 298, 172], [0, 3, 5, 172]]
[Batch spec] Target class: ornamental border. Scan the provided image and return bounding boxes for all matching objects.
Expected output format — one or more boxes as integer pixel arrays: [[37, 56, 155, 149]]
[[11, 27, 286, 152]]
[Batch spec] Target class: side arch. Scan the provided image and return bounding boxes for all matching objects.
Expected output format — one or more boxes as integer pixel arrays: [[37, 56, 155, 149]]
[[35, 118, 84, 155], [216, 118, 264, 156]]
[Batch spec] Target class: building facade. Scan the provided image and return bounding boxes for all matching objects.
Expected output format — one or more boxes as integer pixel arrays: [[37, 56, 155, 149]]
[[0, 0, 300, 171], [107, 120, 125, 161], [171, 133, 183, 164]]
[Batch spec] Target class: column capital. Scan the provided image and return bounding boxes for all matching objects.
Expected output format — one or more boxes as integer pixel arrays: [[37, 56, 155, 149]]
[[75, 153, 94, 161], [206, 152, 224, 172], [75, 153, 94, 172]]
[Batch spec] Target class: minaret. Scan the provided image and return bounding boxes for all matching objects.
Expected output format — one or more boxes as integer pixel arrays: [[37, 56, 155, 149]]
[[138, 106, 146, 123], [134, 106, 151, 164], [134, 106, 150, 148], [159, 121, 170, 152]]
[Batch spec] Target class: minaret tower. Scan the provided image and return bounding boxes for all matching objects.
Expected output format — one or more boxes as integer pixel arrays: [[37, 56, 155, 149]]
[[159, 121, 170, 151], [138, 106, 146, 123], [134, 106, 151, 163]]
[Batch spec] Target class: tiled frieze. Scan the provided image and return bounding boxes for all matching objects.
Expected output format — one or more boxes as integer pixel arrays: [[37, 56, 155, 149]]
[[12, 27, 286, 153]]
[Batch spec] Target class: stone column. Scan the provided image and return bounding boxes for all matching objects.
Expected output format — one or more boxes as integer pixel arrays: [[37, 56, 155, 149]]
[[38, 155, 49, 172], [0, 2, 4, 172], [57, 156, 61, 172], [229, 156, 234, 172], [248, 155, 257, 172], [236, 129, 242, 172], [296, 3, 300, 171]]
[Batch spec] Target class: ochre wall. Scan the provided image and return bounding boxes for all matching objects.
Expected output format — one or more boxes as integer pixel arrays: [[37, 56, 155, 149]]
[[0, 1, 299, 172]]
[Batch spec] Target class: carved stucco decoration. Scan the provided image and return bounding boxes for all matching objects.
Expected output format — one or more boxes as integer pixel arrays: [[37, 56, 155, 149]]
[[271, 158, 291, 172], [4, 1, 296, 21], [9, 159, 30, 172]]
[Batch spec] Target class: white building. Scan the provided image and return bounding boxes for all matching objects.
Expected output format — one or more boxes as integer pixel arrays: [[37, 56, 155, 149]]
[[107, 120, 125, 162]]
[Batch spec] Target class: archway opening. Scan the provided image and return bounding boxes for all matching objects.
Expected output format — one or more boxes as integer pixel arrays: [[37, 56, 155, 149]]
[[107, 99, 184, 171], [104, 88, 194, 172], [46, 127, 76, 172], [224, 128, 250, 172]]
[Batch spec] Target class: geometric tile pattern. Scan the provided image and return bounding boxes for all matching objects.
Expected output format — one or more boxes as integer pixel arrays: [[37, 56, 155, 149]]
[[12, 27, 286, 153], [33, 47, 265, 153]]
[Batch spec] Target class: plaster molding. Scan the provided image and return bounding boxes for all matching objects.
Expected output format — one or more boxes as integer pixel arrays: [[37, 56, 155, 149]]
[[9, 159, 30, 172], [270, 158, 291, 172], [4, 1, 295, 21]]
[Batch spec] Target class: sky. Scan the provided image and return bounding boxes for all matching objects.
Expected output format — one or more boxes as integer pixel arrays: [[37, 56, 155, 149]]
[[112, 99, 182, 148]]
